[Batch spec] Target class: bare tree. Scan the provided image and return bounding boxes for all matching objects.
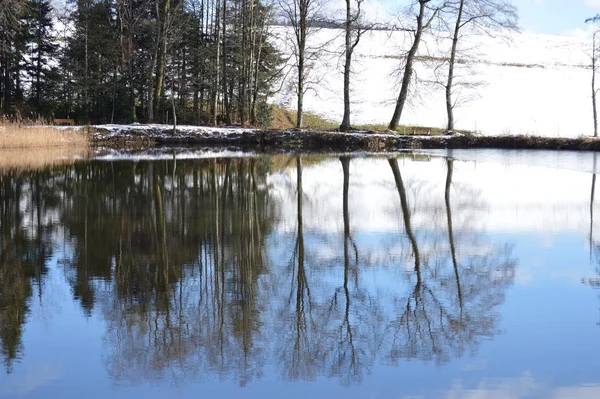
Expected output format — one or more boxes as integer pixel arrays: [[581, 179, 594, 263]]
[[117, 0, 151, 123], [587, 15, 600, 137], [339, 0, 368, 132], [389, 0, 443, 131], [443, 0, 517, 132], [278, 0, 323, 128]]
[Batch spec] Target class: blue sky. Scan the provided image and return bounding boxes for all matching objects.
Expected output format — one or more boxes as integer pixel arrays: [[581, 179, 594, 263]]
[[371, 0, 600, 35], [515, 0, 600, 34]]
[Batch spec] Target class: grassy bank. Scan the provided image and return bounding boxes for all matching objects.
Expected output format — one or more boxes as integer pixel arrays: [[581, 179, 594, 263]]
[[268, 106, 458, 135], [0, 121, 89, 149]]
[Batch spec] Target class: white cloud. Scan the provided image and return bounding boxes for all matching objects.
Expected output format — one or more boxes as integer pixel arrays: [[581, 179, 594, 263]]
[[438, 375, 600, 399], [585, 0, 600, 10], [0, 363, 63, 397]]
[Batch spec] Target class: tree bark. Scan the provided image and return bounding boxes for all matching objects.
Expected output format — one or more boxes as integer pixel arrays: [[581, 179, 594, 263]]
[[388, 0, 428, 131], [2, 55, 10, 114], [212, 0, 221, 126], [593, 32, 598, 137], [295, 0, 309, 128], [250, 18, 266, 125], [171, 79, 176, 135], [153, 0, 171, 121], [126, 21, 137, 122], [222, 0, 231, 124], [339, 0, 353, 132], [446, 0, 465, 132]]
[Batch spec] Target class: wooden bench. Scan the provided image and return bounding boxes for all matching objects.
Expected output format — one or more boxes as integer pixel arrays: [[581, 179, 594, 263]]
[[53, 118, 75, 126]]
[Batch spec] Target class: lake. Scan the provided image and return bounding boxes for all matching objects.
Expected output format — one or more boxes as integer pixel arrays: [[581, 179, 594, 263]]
[[1, 149, 600, 398]]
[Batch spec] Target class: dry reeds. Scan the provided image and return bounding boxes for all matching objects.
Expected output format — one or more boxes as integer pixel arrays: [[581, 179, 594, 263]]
[[0, 119, 90, 171], [0, 119, 89, 149]]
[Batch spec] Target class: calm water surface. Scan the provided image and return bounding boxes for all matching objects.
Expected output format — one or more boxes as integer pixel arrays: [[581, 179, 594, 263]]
[[1, 150, 600, 398]]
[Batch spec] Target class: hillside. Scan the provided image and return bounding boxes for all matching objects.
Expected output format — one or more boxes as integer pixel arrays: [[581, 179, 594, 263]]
[[271, 26, 593, 137]]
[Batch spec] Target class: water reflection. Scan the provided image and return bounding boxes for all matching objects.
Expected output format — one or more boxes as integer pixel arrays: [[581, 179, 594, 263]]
[[0, 155, 517, 389], [386, 157, 515, 366], [0, 171, 53, 373]]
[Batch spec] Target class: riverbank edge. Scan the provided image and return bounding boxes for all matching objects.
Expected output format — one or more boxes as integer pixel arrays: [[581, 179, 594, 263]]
[[92, 127, 600, 152]]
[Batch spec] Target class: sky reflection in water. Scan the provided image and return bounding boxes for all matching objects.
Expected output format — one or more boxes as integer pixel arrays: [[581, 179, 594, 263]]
[[0, 151, 599, 398]]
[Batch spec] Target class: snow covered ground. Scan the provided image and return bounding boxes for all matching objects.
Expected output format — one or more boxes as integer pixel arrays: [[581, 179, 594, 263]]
[[271, 25, 594, 137]]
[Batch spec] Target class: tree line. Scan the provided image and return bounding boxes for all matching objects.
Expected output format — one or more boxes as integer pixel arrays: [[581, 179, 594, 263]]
[[0, 0, 518, 131], [0, 0, 282, 125]]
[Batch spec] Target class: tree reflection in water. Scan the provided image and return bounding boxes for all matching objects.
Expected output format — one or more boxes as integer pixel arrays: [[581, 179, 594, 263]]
[[386, 157, 515, 365], [0, 155, 516, 385], [0, 170, 53, 373]]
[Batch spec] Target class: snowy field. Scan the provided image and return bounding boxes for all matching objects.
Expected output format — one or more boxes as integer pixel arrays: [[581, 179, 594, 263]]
[[271, 25, 593, 137]]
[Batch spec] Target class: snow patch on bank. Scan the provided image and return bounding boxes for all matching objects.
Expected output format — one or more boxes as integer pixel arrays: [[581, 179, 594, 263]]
[[94, 123, 256, 135]]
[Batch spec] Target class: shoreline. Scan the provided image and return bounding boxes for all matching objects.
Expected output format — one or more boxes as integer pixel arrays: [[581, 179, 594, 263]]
[[92, 126, 600, 153]]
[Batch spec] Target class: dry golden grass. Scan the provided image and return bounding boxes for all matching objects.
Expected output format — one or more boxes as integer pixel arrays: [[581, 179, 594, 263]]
[[0, 120, 90, 172], [270, 106, 338, 130], [0, 121, 89, 149], [268, 105, 473, 135]]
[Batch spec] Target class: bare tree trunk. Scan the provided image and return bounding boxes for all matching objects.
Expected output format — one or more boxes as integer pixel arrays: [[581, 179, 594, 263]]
[[171, 79, 176, 135], [153, 0, 171, 121], [247, 0, 256, 123], [2, 56, 9, 114], [388, 0, 429, 131], [446, 0, 465, 132], [147, 55, 156, 122], [593, 33, 598, 137], [295, 0, 309, 128], [222, 0, 231, 124], [239, 0, 247, 125], [296, 54, 304, 128], [127, 30, 137, 122], [212, 0, 221, 126], [84, 10, 89, 122], [251, 18, 266, 125], [148, 4, 159, 123], [111, 65, 117, 123], [192, 4, 200, 124], [339, 0, 353, 132], [281, 0, 313, 129]]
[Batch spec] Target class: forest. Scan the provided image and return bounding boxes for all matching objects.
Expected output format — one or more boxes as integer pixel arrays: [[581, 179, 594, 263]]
[[0, 0, 284, 126], [0, 0, 518, 130]]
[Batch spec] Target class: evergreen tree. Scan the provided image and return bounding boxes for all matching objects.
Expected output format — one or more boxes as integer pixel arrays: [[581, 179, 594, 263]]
[[23, 0, 58, 117]]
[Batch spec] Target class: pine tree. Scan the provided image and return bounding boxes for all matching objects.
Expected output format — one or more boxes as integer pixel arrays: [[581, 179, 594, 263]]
[[23, 0, 58, 116]]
